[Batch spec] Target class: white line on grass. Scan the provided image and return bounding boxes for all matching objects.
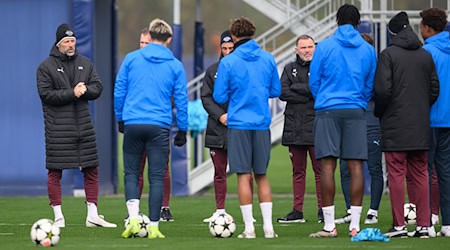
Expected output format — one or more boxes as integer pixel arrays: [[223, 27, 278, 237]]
[[0, 233, 14, 236]]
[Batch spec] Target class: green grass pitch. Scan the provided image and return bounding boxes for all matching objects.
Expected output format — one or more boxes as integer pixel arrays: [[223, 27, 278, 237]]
[[1, 145, 449, 249]]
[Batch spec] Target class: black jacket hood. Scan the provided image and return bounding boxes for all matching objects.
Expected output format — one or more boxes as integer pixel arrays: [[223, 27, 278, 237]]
[[389, 25, 422, 50]]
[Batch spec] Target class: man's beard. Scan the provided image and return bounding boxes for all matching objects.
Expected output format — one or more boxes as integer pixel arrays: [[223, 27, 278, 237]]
[[66, 50, 75, 56]]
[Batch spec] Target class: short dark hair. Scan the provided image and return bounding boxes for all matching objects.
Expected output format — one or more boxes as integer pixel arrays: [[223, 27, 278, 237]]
[[336, 4, 360, 27], [141, 27, 149, 36], [420, 8, 448, 32], [296, 34, 315, 45], [230, 17, 256, 38]]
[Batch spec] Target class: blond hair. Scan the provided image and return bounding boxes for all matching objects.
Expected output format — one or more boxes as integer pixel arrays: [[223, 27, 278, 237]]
[[149, 18, 173, 42]]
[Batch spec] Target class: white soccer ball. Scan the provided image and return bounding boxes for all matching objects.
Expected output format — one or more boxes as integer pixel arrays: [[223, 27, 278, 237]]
[[404, 203, 417, 225], [209, 214, 236, 238], [124, 213, 150, 238], [30, 219, 60, 247]]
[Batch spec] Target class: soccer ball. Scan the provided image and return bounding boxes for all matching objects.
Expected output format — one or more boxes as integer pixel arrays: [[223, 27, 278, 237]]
[[404, 203, 417, 225], [124, 213, 150, 237], [30, 219, 60, 247], [209, 214, 236, 238]]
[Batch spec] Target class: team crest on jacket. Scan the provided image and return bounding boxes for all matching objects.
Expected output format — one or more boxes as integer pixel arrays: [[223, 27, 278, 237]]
[[78, 66, 83, 70], [292, 69, 297, 77], [57, 67, 64, 73]]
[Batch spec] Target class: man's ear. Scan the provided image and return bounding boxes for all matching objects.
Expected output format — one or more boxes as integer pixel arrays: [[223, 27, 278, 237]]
[[165, 37, 172, 47]]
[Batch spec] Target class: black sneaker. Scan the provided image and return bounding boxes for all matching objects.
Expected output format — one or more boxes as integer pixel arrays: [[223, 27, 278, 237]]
[[318, 208, 324, 223], [160, 208, 174, 222], [408, 226, 429, 238], [277, 209, 305, 223], [384, 226, 408, 238]]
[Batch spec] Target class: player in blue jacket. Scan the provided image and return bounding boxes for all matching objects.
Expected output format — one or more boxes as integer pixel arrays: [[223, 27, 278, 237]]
[[308, 4, 376, 238], [213, 17, 281, 239], [115, 18, 188, 239], [420, 7, 450, 237]]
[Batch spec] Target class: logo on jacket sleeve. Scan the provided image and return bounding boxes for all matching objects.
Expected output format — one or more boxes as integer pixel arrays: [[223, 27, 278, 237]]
[[292, 68, 297, 77], [57, 67, 64, 73]]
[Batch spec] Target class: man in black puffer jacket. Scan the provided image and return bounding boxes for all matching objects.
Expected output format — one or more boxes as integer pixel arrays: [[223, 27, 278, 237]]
[[277, 35, 323, 224], [374, 12, 439, 238], [36, 23, 116, 228]]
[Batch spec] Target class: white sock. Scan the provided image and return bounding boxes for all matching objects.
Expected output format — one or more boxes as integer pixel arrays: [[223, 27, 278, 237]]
[[367, 208, 378, 216], [350, 205, 362, 231], [86, 202, 98, 218], [161, 206, 169, 209], [240, 204, 254, 233], [347, 208, 351, 214], [322, 205, 335, 231], [216, 209, 226, 214], [260, 202, 274, 232], [52, 205, 63, 219], [126, 199, 140, 219], [149, 221, 159, 227]]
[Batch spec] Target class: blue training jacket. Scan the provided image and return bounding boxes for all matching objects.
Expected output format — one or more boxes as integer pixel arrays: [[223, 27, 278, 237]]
[[309, 24, 376, 111], [423, 31, 450, 127], [114, 43, 188, 131], [213, 39, 281, 130]]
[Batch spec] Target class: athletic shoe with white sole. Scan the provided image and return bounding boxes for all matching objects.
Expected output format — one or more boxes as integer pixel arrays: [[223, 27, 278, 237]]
[[54, 217, 65, 228], [428, 226, 437, 237], [384, 226, 408, 238], [335, 213, 351, 224], [407, 226, 429, 238], [309, 228, 337, 238], [364, 214, 378, 224], [203, 212, 221, 223], [277, 209, 305, 223], [160, 207, 174, 222], [203, 212, 255, 223], [264, 230, 278, 238], [237, 231, 256, 239], [437, 226, 450, 237], [86, 215, 117, 228]]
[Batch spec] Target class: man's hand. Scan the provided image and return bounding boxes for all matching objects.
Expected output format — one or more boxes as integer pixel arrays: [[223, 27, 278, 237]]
[[219, 113, 227, 126], [118, 121, 124, 133], [174, 130, 187, 146], [74, 82, 87, 98]]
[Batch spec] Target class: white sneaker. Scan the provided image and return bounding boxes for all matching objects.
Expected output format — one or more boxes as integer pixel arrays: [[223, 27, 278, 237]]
[[264, 230, 278, 238], [237, 231, 256, 239], [86, 215, 117, 228], [203, 212, 221, 223], [54, 217, 65, 228], [432, 214, 439, 225], [438, 226, 450, 237], [364, 213, 378, 224], [428, 226, 437, 238]]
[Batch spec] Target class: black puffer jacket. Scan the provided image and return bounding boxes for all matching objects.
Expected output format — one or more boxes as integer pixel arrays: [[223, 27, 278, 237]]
[[36, 45, 103, 169], [279, 55, 315, 146], [374, 26, 439, 151], [201, 61, 229, 149]]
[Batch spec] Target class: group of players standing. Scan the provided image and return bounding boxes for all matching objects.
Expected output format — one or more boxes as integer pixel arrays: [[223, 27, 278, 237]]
[[36, 2, 450, 240]]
